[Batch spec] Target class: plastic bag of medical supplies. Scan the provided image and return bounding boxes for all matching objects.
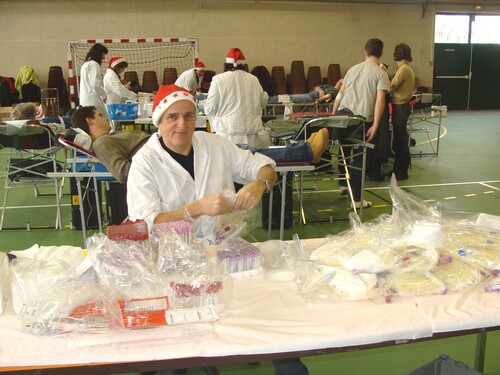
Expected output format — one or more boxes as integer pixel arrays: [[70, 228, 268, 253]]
[[20, 279, 124, 336], [10, 257, 121, 335], [86, 232, 161, 300], [290, 176, 497, 303], [212, 182, 261, 243], [156, 231, 229, 312]]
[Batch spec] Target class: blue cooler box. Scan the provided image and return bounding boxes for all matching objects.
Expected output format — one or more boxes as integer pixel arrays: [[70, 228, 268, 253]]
[[107, 103, 139, 120]]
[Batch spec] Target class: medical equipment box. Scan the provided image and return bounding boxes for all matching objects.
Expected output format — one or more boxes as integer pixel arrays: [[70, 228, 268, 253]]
[[107, 103, 139, 120]]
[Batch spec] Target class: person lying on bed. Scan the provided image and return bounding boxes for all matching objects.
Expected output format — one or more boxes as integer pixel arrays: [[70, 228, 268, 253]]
[[268, 79, 343, 104], [68, 105, 150, 183]]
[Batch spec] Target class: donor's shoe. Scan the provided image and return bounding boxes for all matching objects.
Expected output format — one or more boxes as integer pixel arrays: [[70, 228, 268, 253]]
[[307, 128, 330, 163], [353, 200, 372, 209]]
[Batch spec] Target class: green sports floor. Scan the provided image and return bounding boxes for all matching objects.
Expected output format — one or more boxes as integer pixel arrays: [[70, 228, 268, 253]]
[[1, 110, 499, 374]]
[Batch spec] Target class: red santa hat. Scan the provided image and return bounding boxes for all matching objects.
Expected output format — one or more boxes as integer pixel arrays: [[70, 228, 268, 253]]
[[194, 61, 206, 71], [152, 84, 197, 126], [108, 56, 126, 69], [225, 48, 245, 67]]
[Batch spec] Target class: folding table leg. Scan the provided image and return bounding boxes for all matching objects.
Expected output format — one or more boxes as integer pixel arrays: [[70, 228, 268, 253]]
[[76, 178, 88, 244]]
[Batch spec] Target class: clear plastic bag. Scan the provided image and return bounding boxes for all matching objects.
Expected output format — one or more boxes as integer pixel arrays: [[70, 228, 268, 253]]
[[431, 258, 483, 293], [212, 182, 261, 243], [86, 233, 160, 299], [19, 280, 123, 336], [11, 257, 79, 316], [379, 272, 447, 299], [156, 232, 229, 312]]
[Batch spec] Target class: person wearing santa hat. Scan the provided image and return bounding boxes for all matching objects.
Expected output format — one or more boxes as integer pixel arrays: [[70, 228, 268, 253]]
[[79, 43, 108, 117], [204, 48, 269, 148], [174, 61, 206, 94], [103, 56, 138, 105], [127, 84, 277, 244]]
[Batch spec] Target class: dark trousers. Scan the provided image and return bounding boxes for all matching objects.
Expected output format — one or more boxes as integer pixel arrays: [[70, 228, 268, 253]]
[[273, 358, 309, 375], [337, 109, 368, 201], [391, 102, 411, 174]]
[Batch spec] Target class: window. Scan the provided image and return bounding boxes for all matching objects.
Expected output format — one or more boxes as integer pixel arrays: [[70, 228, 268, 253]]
[[471, 15, 500, 44], [435, 14, 470, 43]]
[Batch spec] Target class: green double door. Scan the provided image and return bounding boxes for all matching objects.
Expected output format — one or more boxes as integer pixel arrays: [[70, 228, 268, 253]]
[[433, 43, 500, 110]]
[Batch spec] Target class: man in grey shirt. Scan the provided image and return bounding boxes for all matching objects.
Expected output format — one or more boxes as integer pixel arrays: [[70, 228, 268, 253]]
[[332, 38, 390, 208]]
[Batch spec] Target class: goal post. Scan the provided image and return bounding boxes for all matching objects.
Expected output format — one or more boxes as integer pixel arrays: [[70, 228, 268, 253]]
[[67, 38, 199, 108]]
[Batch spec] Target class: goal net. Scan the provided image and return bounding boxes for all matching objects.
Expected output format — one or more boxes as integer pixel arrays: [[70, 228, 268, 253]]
[[67, 38, 199, 107]]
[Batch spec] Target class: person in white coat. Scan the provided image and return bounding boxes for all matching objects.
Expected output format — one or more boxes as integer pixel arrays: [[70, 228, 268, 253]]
[[79, 43, 108, 116], [204, 48, 269, 148], [174, 61, 206, 94], [103, 56, 137, 105], [127, 84, 277, 244]]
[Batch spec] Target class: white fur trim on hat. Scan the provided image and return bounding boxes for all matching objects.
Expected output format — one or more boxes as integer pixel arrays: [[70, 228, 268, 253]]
[[152, 85, 197, 127], [109, 57, 126, 69]]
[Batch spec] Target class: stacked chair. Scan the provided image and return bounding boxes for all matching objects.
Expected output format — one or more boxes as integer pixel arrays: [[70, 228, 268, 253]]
[[162, 68, 178, 85], [326, 63, 341, 86], [142, 71, 159, 93], [271, 66, 287, 96], [124, 71, 139, 85], [289, 60, 306, 94], [46, 66, 66, 114], [306, 66, 322, 92]]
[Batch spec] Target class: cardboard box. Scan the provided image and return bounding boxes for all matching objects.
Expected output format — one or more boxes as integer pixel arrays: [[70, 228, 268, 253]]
[[0, 106, 14, 120]]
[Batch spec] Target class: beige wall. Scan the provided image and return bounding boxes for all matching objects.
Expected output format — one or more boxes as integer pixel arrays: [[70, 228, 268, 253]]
[[1, 0, 498, 90]]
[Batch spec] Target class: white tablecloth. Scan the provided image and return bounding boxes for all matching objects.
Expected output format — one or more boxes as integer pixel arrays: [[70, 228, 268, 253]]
[[1, 240, 499, 370]]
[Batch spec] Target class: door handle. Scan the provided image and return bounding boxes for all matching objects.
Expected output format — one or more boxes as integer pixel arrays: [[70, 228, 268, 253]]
[[435, 75, 469, 79]]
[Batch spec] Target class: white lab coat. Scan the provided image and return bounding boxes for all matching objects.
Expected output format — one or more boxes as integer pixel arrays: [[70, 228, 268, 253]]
[[127, 131, 275, 242], [174, 69, 201, 93], [79, 60, 107, 116], [103, 69, 137, 104], [204, 70, 269, 146]]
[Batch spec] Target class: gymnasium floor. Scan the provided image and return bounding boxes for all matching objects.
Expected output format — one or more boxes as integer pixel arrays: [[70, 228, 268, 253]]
[[1, 110, 499, 374]]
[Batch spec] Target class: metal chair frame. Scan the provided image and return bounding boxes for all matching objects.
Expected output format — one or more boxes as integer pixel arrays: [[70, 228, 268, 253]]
[[0, 121, 63, 230], [56, 135, 115, 243], [268, 114, 372, 221]]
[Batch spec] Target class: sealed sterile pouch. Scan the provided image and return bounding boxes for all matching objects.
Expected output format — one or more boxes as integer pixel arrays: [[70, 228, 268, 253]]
[[431, 258, 483, 293], [0, 253, 9, 314], [380, 272, 447, 300], [11, 257, 79, 316]]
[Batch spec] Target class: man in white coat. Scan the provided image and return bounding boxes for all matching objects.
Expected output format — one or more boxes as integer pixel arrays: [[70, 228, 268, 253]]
[[174, 61, 206, 94], [204, 48, 269, 148], [127, 84, 277, 244]]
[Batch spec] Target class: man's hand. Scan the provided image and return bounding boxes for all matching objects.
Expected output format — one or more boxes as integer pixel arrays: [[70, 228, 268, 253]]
[[365, 125, 378, 143], [195, 193, 235, 216], [235, 180, 266, 211]]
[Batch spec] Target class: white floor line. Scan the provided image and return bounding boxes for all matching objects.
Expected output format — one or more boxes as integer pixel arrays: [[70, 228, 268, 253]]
[[298, 180, 500, 194], [414, 124, 448, 146], [479, 182, 500, 191]]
